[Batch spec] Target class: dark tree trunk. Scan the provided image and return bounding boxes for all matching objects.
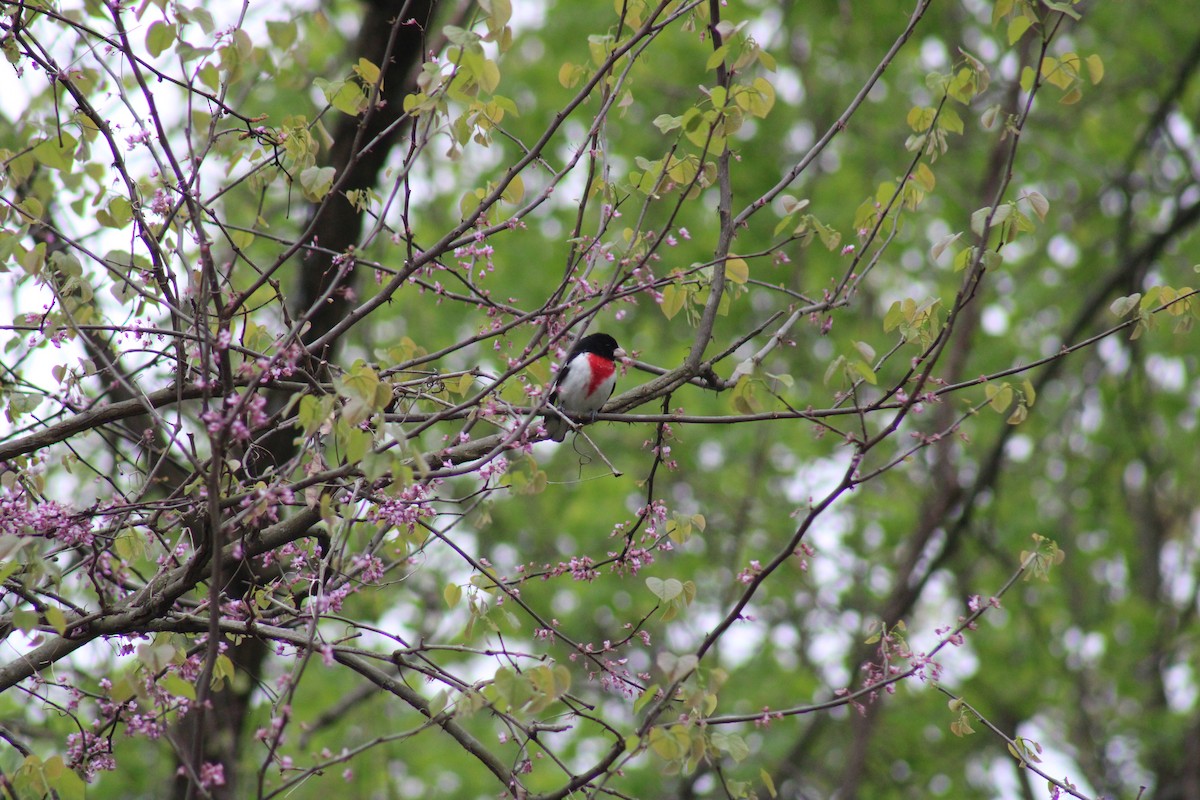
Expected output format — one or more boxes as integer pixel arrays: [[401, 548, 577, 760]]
[[169, 3, 437, 798]]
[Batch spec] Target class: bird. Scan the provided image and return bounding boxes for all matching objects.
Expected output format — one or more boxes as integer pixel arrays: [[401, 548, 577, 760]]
[[543, 333, 626, 442]]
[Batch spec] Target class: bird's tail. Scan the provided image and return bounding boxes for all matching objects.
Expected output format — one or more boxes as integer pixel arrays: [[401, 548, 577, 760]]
[[543, 411, 569, 442]]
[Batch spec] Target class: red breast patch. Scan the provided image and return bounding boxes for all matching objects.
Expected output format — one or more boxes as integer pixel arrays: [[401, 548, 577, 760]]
[[586, 353, 615, 394]]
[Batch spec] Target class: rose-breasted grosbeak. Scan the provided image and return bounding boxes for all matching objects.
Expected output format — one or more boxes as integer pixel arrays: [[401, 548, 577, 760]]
[[544, 333, 626, 442]]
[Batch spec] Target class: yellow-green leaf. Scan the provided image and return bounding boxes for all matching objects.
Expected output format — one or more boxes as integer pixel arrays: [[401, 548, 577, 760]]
[[12, 608, 37, 633], [213, 654, 235, 687], [558, 62, 582, 88], [199, 62, 220, 92], [163, 674, 196, 701], [986, 383, 1013, 413], [1007, 15, 1031, 45], [501, 174, 524, 205], [939, 107, 964, 135], [45, 606, 68, 635], [852, 360, 876, 385], [355, 58, 381, 87], [661, 284, 686, 320], [907, 106, 935, 132], [33, 133, 78, 171], [706, 44, 729, 71], [1019, 65, 1036, 93], [146, 21, 176, 58], [1025, 190, 1049, 222], [761, 768, 778, 798], [913, 162, 936, 192], [266, 19, 297, 50], [298, 165, 336, 201], [724, 256, 748, 284]]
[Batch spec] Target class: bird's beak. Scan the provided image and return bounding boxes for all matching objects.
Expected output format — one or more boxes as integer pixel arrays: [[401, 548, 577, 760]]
[[614, 347, 627, 359]]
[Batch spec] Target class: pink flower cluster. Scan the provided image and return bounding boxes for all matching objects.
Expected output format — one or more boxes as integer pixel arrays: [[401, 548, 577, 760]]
[[374, 482, 436, 532], [200, 391, 270, 443], [66, 730, 116, 782], [240, 483, 295, 525], [0, 487, 94, 547]]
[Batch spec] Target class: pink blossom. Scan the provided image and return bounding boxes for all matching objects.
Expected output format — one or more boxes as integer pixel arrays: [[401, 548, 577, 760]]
[[374, 483, 436, 532], [0, 488, 94, 547], [199, 762, 225, 789], [67, 731, 116, 781]]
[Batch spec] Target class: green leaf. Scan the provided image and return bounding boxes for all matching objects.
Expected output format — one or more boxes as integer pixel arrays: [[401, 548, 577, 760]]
[[297, 395, 333, 436], [970, 206, 993, 236], [558, 62, 583, 88], [939, 107, 964, 134], [739, 77, 776, 118], [660, 283, 686, 320], [162, 673, 196, 701], [1042, 1, 1081, 20], [708, 730, 747, 761], [1024, 190, 1049, 222], [985, 383, 1013, 413], [1022, 379, 1037, 407], [1007, 16, 1032, 45], [931, 231, 962, 261], [646, 576, 683, 602], [823, 354, 845, 387], [883, 301, 905, 333], [852, 360, 877, 385], [1059, 86, 1082, 105], [907, 106, 935, 132], [1019, 65, 1036, 93], [706, 44, 729, 71], [761, 768, 778, 798], [334, 421, 372, 465], [811, 217, 841, 251], [338, 361, 381, 405], [146, 21, 176, 58], [657, 652, 698, 681], [96, 197, 133, 229], [634, 684, 660, 714], [947, 68, 978, 103], [315, 78, 367, 116], [1109, 293, 1141, 318], [213, 654, 235, 688], [184, 6, 215, 34], [501, 174, 524, 204], [266, 19, 297, 50], [355, 58, 382, 87], [853, 340, 876, 362], [780, 196, 809, 215], [44, 606, 67, 636], [653, 114, 682, 133], [32, 133, 78, 171], [724, 256, 748, 284], [731, 375, 761, 413], [298, 165, 337, 201], [649, 726, 689, 760], [199, 62, 220, 92], [43, 755, 85, 800], [12, 608, 37, 633], [16, 196, 43, 223]]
